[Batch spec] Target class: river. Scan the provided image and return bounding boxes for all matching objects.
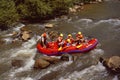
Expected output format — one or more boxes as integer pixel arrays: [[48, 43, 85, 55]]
[[0, 0, 120, 80]]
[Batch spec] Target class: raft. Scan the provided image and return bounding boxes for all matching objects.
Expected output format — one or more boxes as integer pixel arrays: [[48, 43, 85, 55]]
[[37, 38, 98, 56]]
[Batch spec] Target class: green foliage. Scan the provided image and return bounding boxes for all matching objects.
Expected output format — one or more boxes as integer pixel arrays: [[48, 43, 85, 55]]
[[73, 0, 92, 4], [0, 0, 19, 30], [15, 0, 52, 19], [14, 0, 73, 19], [0, 0, 94, 30], [48, 0, 73, 16]]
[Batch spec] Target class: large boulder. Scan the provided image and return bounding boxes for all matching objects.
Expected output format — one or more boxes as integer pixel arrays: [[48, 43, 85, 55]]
[[45, 23, 54, 28], [34, 56, 60, 69], [41, 56, 60, 64], [69, 7, 77, 13], [34, 58, 50, 69], [60, 54, 79, 61], [21, 31, 31, 41], [99, 56, 120, 74], [20, 26, 29, 32]]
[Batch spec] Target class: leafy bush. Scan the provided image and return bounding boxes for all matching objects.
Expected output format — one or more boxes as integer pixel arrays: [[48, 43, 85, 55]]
[[0, 0, 94, 30], [0, 0, 19, 30], [15, 0, 52, 19], [14, 0, 73, 20]]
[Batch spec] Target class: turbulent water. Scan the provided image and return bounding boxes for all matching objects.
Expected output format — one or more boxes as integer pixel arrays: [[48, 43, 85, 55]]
[[0, 0, 120, 80]]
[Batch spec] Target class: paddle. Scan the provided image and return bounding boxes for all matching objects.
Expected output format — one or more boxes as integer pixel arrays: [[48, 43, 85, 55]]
[[58, 46, 69, 51], [76, 44, 83, 49]]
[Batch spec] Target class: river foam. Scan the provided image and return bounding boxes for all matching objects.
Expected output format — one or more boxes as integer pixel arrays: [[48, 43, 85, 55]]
[[8, 37, 37, 79], [34, 60, 73, 80], [59, 62, 106, 80], [94, 19, 120, 26]]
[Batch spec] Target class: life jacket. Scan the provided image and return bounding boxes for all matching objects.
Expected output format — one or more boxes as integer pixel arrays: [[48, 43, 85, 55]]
[[65, 38, 74, 46], [39, 36, 47, 47], [57, 36, 63, 43]]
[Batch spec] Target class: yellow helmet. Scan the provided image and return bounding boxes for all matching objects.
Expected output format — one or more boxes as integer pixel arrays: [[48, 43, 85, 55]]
[[68, 34, 72, 37], [60, 33, 63, 37], [67, 39, 71, 43], [78, 32, 82, 34]]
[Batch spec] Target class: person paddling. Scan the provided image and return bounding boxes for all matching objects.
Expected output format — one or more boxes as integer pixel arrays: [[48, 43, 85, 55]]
[[56, 33, 65, 51], [39, 32, 48, 48], [75, 32, 85, 45], [65, 34, 74, 46]]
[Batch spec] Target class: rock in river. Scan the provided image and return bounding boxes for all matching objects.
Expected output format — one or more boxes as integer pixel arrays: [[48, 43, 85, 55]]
[[45, 23, 54, 28], [99, 56, 120, 74], [34, 56, 60, 69], [34, 58, 50, 69]]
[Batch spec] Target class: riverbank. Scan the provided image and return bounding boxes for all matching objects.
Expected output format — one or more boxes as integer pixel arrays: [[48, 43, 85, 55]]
[[0, 0, 104, 31]]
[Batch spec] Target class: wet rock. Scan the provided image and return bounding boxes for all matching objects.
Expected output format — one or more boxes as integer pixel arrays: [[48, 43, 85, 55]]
[[69, 5, 83, 13], [11, 31, 20, 40], [34, 58, 50, 69], [11, 59, 24, 68], [60, 54, 78, 61], [20, 26, 29, 32], [60, 54, 70, 61], [12, 31, 18, 36], [34, 56, 60, 69], [69, 7, 77, 13], [11, 26, 33, 42], [74, 5, 81, 10], [41, 56, 60, 64], [45, 23, 54, 28], [21, 31, 31, 41], [97, 0, 102, 3], [99, 56, 120, 74]]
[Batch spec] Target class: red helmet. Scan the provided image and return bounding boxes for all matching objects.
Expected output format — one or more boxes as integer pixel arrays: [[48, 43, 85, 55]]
[[42, 33, 47, 37]]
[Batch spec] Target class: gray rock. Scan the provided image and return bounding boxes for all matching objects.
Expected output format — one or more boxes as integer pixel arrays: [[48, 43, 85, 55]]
[[41, 56, 60, 64], [45, 23, 54, 28], [60, 54, 70, 61], [34, 58, 50, 69], [21, 31, 31, 41], [99, 56, 120, 74]]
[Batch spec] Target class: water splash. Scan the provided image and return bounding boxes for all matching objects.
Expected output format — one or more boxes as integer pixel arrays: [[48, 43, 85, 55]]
[[74, 18, 93, 29], [34, 61, 73, 80], [4, 33, 13, 37], [3, 38, 13, 44], [112, 76, 119, 80], [13, 23, 25, 31], [59, 62, 107, 80], [21, 77, 33, 80], [77, 19, 93, 23], [8, 37, 37, 79], [90, 49, 104, 55], [94, 19, 120, 26]]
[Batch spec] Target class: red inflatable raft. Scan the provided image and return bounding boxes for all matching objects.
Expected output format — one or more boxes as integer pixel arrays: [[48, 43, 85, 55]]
[[37, 38, 98, 56]]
